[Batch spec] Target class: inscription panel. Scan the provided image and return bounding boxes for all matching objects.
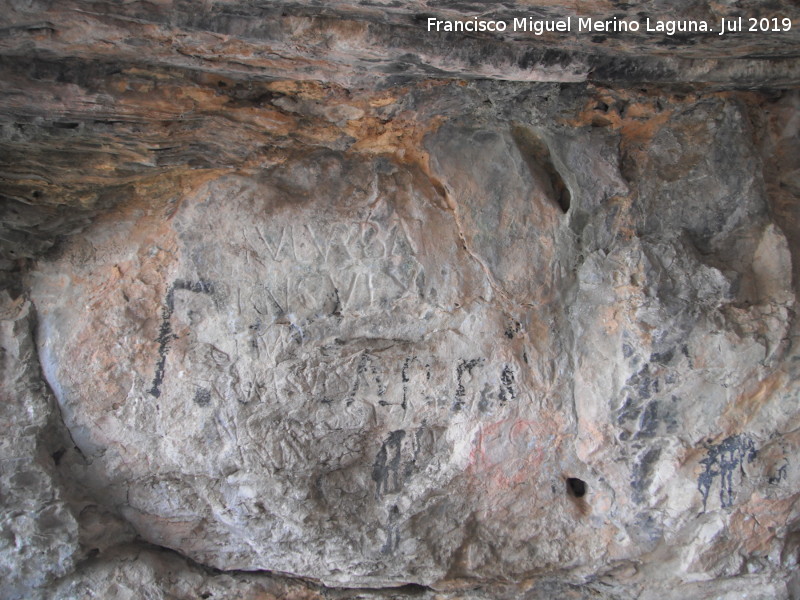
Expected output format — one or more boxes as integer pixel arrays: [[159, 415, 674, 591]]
[[245, 211, 424, 317], [32, 165, 553, 582]]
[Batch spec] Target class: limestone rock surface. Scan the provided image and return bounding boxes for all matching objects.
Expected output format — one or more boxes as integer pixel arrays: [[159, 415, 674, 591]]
[[2, 2, 800, 599]]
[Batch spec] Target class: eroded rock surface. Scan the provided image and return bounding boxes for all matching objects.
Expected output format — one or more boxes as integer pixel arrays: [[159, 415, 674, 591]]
[[0, 294, 80, 596], [2, 2, 800, 599]]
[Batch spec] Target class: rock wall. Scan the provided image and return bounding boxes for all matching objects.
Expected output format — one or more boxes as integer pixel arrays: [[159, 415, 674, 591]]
[[2, 2, 800, 599]]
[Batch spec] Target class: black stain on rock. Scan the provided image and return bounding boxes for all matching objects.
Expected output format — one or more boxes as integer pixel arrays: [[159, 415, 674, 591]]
[[768, 462, 788, 485], [372, 430, 406, 498], [504, 320, 521, 339], [381, 504, 401, 555], [499, 364, 516, 404], [148, 278, 215, 398], [698, 434, 757, 511], [616, 362, 677, 440], [635, 401, 659, 439], [193, 388, 211, 406], [347, 353, 370, 406], [649, 347, 675, 365], [631, 447, 661, 504], [452, 358, 482, 411], [352, 351, 388, 406], [401, 356, 413, 411]]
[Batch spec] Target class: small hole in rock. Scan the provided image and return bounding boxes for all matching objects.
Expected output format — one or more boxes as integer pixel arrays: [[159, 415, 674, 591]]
[[51, 448, 66, 465], [567, 477, 587, 498]]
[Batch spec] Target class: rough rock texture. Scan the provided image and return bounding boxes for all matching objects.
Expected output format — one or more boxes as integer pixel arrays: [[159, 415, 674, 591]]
[[0, 294, 79, 596], [2, 2, 800, 599]]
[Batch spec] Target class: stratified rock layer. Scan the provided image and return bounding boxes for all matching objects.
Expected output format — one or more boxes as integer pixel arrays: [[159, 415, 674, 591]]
[[2, 2, 800, 599]]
